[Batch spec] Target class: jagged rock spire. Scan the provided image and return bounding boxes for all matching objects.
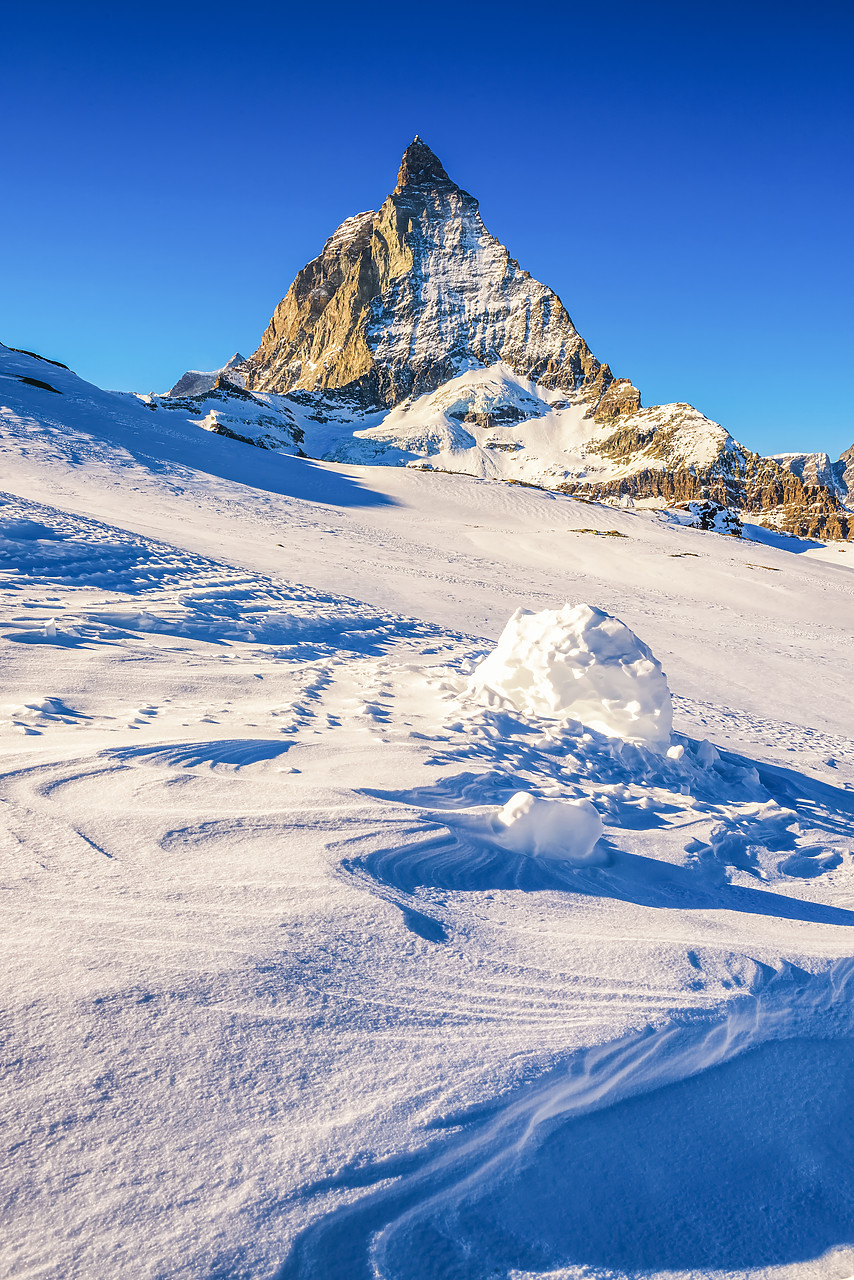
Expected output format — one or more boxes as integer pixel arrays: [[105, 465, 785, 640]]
[[245, 137, 610, 408], [395, 136, 451, 191]]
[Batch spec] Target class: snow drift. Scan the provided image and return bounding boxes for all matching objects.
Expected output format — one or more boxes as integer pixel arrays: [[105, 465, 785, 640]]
[[492, 791, 605, 863], [469, 603, 673, 752]]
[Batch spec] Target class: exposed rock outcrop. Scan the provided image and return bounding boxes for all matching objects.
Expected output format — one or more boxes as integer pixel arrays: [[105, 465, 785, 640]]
[[833, 444, 854, 500], [152, 379, 303, 453], [767, 451, 840, 494], [562, 424, 852, 540]]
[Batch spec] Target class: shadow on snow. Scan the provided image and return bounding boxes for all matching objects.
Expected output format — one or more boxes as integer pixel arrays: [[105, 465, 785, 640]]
[[275, 988, 854, 1278]]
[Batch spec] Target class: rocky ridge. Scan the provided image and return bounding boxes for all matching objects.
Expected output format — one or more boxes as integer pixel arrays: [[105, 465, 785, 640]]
[[836, 445, 854, 500], [166, 353, 247, 399], [565, 415, 851, 541]]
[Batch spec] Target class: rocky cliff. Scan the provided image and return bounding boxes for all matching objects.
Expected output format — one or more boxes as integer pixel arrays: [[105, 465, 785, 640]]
[[563, 411, 851, 540], [166, 353, 246, 399], [244, 138, 625, 412], [836, 444, 854, 500]]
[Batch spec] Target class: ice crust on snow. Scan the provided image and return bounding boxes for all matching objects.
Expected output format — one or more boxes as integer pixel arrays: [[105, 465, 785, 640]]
[[492, 791, 605, 863], [469, 603, 673, 752]]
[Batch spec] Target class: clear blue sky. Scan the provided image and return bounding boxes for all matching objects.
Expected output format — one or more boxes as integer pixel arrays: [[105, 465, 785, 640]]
[[2, 0, 852, 456]]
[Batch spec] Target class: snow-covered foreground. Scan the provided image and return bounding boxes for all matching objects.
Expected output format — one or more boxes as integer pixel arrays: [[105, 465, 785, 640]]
[[2, 351, 854, 1279]]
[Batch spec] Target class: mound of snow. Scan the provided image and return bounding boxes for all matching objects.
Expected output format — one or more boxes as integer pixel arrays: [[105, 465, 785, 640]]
[[469, 603, 673, 752], [493, 791, 605, 863]]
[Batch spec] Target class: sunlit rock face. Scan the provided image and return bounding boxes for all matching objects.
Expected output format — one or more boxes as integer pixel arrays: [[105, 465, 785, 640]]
[[244, 137, 616, 409], [166, 353, 247, 399]]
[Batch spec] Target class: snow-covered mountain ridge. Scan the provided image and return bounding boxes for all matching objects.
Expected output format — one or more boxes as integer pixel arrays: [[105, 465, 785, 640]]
[[770, 449, 853, 504], [158, 138, 851, 541], [164, 352, 247, 399], [153, 360, 853, 541]]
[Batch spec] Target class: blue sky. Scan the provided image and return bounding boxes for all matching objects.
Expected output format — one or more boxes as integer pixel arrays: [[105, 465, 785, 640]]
[[2, 0, 852, 456]]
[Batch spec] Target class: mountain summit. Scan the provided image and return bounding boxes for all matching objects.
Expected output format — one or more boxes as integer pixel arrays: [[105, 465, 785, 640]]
[[244, 139, 632, 415], [395, 136, 452, 191]]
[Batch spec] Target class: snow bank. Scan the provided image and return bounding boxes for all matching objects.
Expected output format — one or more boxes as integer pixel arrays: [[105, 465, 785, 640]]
[[493, 791, 605, 863], [469, 603, 673, 752]]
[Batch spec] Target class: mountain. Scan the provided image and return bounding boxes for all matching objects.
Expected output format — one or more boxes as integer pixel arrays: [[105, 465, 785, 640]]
[[766, 451, 839, 491], [165, 352, 247, 398], [836, 444, 854, 499], [769, 445, 854, 509], [164, 139, 852, 541], [244, 137, 630, 414], [149, 376, 303, 453]]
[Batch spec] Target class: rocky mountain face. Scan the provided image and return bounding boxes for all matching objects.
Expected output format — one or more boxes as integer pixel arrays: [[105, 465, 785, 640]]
[[566, 415, 851, 541], [770, 446, 854, 510], [769, 451, 839, 493], [836, 445, 854, 500], [244, 137, 636, 416], [165, 139, 851, 541]]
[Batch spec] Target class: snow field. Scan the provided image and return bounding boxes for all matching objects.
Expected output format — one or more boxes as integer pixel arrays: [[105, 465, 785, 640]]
[[2, 349, 854, 1278], [284, 957, 854, 1280]]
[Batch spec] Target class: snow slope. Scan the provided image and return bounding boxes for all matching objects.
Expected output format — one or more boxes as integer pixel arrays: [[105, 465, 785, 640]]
[[3, 345, 854, 1279]]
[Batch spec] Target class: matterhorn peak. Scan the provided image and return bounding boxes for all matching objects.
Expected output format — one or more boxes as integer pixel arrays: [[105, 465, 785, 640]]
[[245, 138, 607, 407], [156, 136, 852, 540], [395, 136, 452, 192]]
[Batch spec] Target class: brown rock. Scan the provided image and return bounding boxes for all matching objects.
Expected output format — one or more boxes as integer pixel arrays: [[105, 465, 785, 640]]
[[245, 139, 614, 408]]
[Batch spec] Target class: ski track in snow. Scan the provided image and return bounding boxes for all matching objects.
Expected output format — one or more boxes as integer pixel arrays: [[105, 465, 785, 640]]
[[2, 431, 854, 1273]]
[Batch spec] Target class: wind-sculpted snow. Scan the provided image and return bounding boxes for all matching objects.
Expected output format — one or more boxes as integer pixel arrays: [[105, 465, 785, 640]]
[[280, 959, 854, 1280], [347, 696, 853, 926], [0, 493, 449, 657]]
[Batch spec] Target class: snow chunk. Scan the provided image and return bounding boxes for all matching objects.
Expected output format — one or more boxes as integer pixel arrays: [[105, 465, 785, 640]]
[[493, 791, 605, 863], [469, 603, 673, 752]]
